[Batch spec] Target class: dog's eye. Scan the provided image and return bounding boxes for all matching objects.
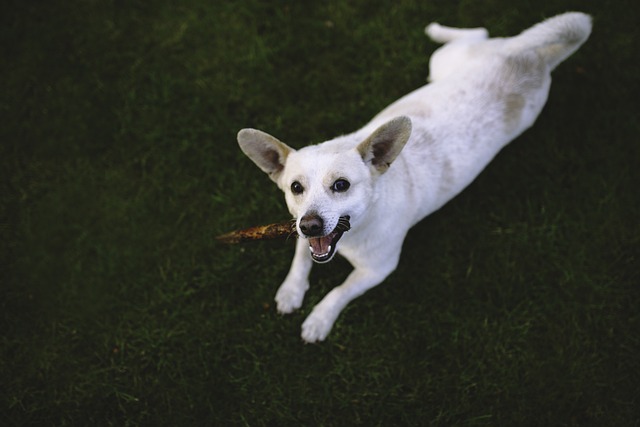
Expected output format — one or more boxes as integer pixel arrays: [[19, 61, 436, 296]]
[[291, 181, 304, 194], [331, 179, 350, 193]]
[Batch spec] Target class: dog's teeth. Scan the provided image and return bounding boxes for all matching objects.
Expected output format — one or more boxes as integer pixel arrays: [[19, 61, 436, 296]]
[[309, 245, 331, 257]]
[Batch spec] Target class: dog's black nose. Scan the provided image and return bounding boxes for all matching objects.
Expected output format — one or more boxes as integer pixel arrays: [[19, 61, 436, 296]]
[[299, 213, 324, 237]]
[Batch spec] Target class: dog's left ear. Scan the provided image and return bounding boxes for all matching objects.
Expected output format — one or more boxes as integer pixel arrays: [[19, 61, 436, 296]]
[[237, 128, 294, 183], [357, 116, 412, 173]]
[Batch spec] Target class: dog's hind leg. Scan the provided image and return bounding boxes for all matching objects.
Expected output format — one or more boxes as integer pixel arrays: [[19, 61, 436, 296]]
[[424, 23, 490, 82], [425, 23, 488, 44]]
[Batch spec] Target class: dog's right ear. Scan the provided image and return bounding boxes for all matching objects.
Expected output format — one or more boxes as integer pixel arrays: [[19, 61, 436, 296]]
[[357, 116, 412, 174], [237, 129, 294, 183]]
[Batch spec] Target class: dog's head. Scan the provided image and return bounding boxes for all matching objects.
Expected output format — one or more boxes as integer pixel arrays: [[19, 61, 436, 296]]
[[237, 116, 412, 263]]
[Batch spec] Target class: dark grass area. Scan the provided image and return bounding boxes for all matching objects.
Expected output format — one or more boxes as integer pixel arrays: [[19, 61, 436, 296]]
[[2, 0, 639, 425]]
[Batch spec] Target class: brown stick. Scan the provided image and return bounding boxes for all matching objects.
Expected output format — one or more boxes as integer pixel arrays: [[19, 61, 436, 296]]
[[216, 221, 296, 244]]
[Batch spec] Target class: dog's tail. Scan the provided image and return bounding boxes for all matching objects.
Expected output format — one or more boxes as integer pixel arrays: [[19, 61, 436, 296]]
[[507, 12, 592, 70]]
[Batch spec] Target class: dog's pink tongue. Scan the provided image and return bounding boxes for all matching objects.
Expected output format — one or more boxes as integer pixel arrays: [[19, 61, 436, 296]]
[[309, 236, 331, 255]]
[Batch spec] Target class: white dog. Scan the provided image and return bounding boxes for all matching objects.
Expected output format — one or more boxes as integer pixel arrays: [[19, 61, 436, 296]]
[[237, 12, 591, 342]]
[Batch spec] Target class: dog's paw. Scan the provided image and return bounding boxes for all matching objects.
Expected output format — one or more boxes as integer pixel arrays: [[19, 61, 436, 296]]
[[301, 308, 337, 343], [425, 22, 442, 38], [275, 283, 306, 314]]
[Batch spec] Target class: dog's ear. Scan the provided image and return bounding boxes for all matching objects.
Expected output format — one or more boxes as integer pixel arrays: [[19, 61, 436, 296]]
[[357, 116, 412, 173], [237, 128, 294, 182]]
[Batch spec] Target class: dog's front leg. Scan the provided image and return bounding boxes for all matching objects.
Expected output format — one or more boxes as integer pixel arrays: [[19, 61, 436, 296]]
[[275, 237, 313, 313], [301, 263, 396, 343]]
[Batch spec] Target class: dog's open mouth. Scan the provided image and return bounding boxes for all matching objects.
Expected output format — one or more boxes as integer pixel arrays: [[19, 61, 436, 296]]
[[308, 216, 351, 263]]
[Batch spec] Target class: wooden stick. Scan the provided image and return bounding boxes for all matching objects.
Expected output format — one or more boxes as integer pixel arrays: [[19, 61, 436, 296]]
[[216, 221, 296, 244]]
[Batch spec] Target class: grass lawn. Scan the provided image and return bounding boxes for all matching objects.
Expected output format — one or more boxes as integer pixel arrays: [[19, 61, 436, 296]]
[[2, 0, 639, 425]]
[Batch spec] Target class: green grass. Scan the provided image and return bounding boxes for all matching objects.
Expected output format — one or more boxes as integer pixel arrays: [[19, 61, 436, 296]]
[[2, 0, 639, 425]]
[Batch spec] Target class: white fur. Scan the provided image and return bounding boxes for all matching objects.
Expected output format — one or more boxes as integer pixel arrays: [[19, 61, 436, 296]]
[[237, 13, 591, 342]]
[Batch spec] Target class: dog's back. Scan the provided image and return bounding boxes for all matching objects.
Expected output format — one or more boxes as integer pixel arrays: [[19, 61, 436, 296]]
[[369, 13, 592, 223]]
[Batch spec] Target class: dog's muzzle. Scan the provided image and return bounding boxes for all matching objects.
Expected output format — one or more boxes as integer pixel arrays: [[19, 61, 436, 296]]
[[299, 215, 351, 263]]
